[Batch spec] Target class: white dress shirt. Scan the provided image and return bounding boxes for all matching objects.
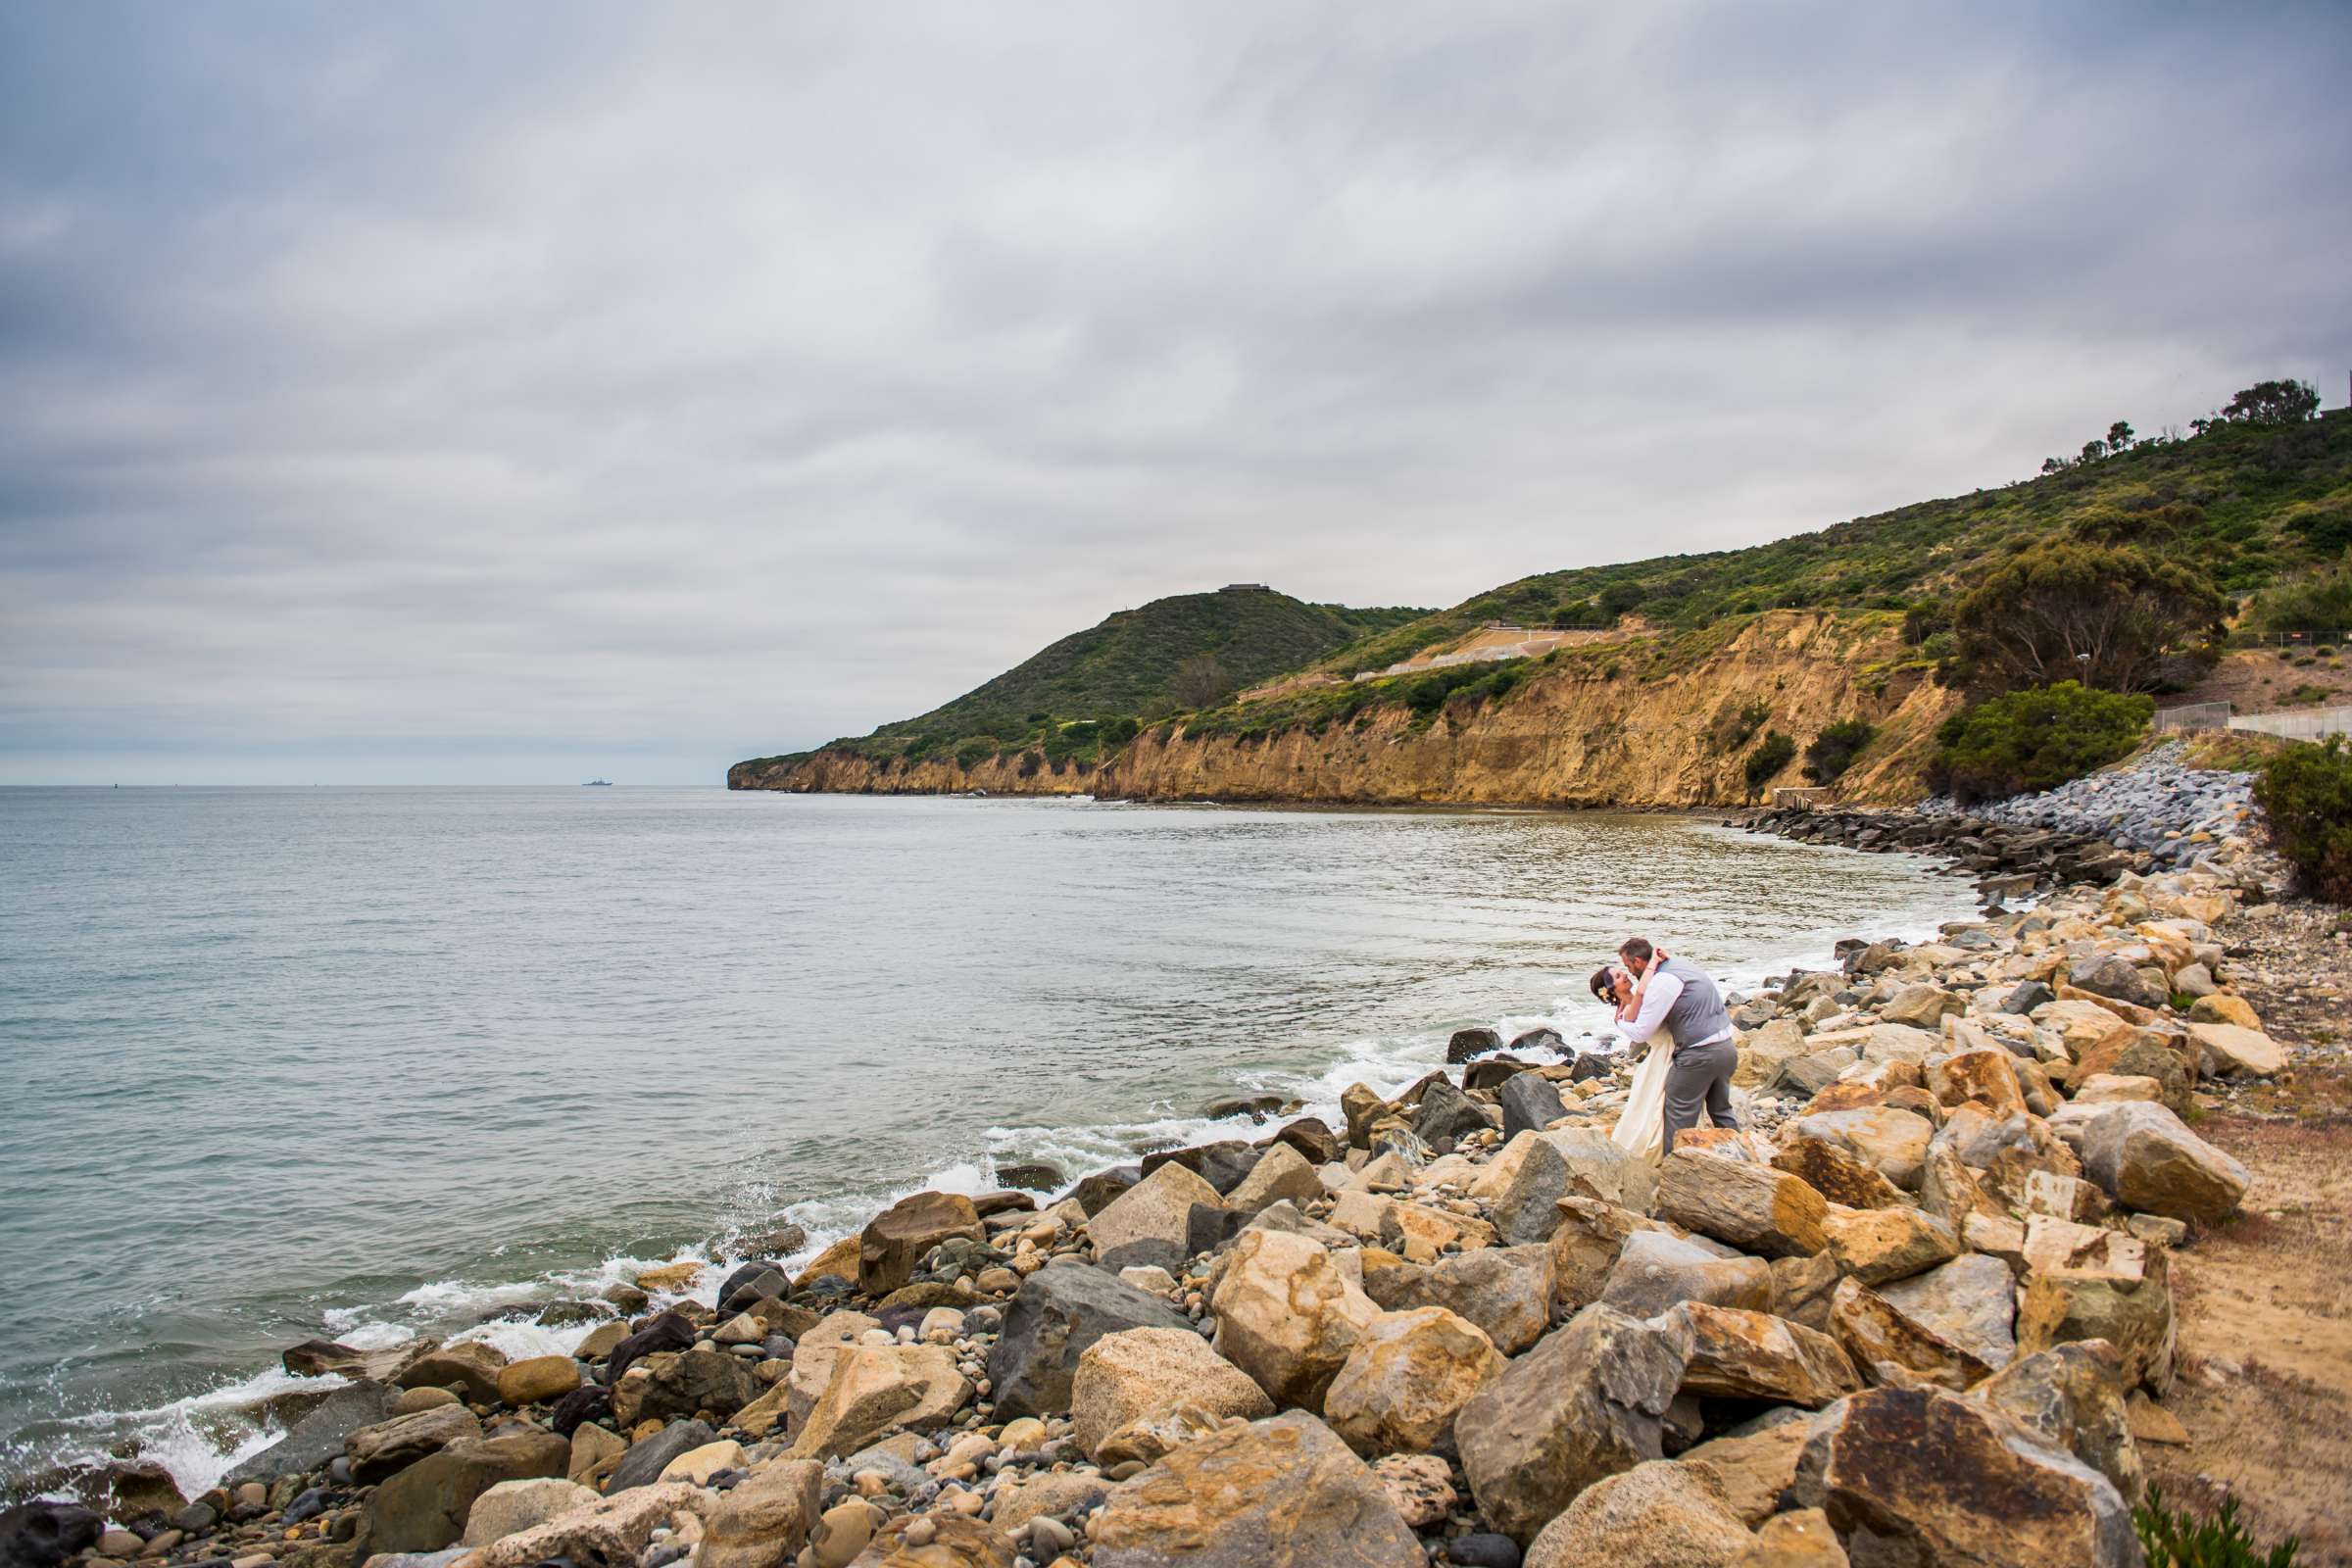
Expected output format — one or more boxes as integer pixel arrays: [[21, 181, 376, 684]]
[[1618, 964, 1735, 1052]]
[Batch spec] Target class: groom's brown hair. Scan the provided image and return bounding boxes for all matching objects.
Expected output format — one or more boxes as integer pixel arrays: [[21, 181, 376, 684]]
[[1619, 937, 1654, 963]]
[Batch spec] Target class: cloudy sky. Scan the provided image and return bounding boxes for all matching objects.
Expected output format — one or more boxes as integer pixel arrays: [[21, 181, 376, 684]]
[[2, 4, 2347, 784]]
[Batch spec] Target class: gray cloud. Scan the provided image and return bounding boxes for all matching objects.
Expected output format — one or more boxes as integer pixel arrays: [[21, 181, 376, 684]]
[[2, 1, 2348, 782]]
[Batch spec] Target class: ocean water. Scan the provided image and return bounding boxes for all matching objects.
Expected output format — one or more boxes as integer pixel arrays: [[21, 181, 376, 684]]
[[0, 786, 1981, 1498]]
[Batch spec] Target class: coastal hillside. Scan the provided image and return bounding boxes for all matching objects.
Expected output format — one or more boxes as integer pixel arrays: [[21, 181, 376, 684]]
[[729, 587, 1425, 787], [735, 402, 2352, 802]]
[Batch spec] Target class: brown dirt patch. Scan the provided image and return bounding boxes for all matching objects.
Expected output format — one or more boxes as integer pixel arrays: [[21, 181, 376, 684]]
[[2140, 899, 2352, 1565]]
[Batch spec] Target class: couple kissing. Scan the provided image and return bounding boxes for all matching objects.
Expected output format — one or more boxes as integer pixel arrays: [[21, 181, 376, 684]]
[[1590, 937, 1739, 1162]]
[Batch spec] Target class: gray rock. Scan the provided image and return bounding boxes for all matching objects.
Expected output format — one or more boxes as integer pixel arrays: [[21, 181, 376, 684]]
[[1498, 1073, 1568, 1141], [1456, 1304, 1693, 1546], [1598, 1231, 1772, 1319], [606, 1419, 716, 1494], [222, 1383, 399, 1487], [2001, 981, 2057, 1015], [1091, 1410, 1424, 1567], [1412, 1078, 1494, 1146], [2068, 956, 2167, 1011], [987, 1264, 1195, 1420], [1880, 1252, 2018, 1370]]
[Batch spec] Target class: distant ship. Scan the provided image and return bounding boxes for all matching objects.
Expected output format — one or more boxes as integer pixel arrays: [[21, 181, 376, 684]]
[[584, 779, 612, 786]]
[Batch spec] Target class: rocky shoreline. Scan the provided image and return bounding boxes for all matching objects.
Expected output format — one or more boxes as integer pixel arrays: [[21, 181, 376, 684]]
[[2, 760, 2308, 1568]]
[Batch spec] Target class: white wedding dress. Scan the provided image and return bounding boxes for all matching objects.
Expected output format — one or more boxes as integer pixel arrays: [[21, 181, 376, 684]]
[[1611, 1024, 1676, 1164]]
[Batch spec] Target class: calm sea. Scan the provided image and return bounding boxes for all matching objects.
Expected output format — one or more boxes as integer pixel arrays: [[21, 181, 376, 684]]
[[0, 786, 1978, 1496]]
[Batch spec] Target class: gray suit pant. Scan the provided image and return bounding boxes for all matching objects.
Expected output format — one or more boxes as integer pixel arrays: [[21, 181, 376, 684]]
[[1662, 1036, 1740, 1153]]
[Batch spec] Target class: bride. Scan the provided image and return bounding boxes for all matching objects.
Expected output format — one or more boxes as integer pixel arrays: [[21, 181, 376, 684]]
[[1592, 960, 1673, 1162]]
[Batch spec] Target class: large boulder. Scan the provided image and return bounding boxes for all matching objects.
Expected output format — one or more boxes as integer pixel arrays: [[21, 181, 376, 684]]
[[751, 1309, 879, 1438], [603, 1310, 696, 1388], [2016, 1217, 2175, 1392], [1363, 1244, 1555, 1354], [1926, 1049, 2028, 1116], [1456, 1304, 1692, 1545], [2068, 956, 2167, 1010], [1071, 1327, 1273, 1461], [458, 1478, 598, 1547], [1971, 1341, 2143, 1501], [1089, 1161, 1225, 1273], [397, 1342, 511, 1405], [1666, 1302, 1862, 1409], [845, 1514, 1012, 1566], [1599, 1231, 1772, 1319], [222, 1383, 399, 1487], [606, 1420, 715, 1494], [1523, 1459, 1754, 1568], [351, 1431, 570, 1560], [1447, 1028, 1506, 1063], [858, 1191, 984, 1297], [2057, 1101, 2250, 1223], [987, 1263, 1193, 1420], [1679, 1417, 1812, 1527], [695, 1458, 824, 1568], [1209, 1228, 1381, 1410], [1827, 1278, 1990, 1392], [1550, 1197, 1649, 1311], [1770, 1138, 1905, 1210], [1091, 1410, 1424, 1567], [282, 1337, 434, 1382], [1142, 1141, 1263, 1195], [0, 1505, 101, 1568], [1324, 1306, 1505, 1456], [784, 1345, 967, 1459], [1737, 1018, 1810, 1090], [1494, 1129, 1655, 1245], [1817, 1205, 1962, 1288], [1223, 1143, 1322, 1215], [1652, 1151, 1830, 1259], [1879, 1253, 2017, 1371], [1786, 1386, 2140, 1566], [1412, 1077, 1496, 1145], [1791, 1106, 1934, 1191], [460, 1482, 706, 1568], [610, 1347, 761, 1428], [1499, 1072, 1569, 1140], [495, 1355, 581, 1407], [347, 1404, 486, 1484]]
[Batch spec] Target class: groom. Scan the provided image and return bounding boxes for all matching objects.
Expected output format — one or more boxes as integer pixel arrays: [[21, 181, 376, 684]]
[[1616, 938, 1740, 1152]]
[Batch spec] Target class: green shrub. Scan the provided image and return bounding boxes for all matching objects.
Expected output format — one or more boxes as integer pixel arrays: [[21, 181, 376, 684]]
[[2254, 735, 2352, 904], [1803, 718, 1878, 783], [2248, 559, 2352, 638], [2284, 684, 2333, 707], [1927, 681, 2154, 804], [2134, 1485, 2299, 1567], [1712, 700, 1772, 753], [1744, 731, 1797, 796], [1099, 715, 1140, 746], [954, 739, 998, 769]]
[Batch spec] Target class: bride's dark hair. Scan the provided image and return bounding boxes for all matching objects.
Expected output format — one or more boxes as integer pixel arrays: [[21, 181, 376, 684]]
[[1589, 965, 1616, 1003]]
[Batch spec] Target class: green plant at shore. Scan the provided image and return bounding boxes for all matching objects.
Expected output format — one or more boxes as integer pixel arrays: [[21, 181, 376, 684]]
[[1803, 718, 1878, 783], [1927, 681, 2154, 805], [2134, 1486, 2299, 1568], [1744, 731, 1796, 797], [2253, 735, 2352, 904]]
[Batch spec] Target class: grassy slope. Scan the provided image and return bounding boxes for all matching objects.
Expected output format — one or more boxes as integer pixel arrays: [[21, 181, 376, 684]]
[[741, 590, 1426, 771], [1310, 413, 2352, 679]]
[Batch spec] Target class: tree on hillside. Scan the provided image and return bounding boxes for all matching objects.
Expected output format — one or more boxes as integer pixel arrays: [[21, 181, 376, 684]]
[[1952, 542, 2227, 693], [2222, 378, 2320, 426], [2106, 420, 2134, 452], [1171, 652, 1231, 708]]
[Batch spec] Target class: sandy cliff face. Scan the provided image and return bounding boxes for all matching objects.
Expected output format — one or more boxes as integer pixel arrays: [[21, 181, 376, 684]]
[[734, 612, 1961, 808], [1101, 612, 1956, 808], [728, 748, 1095, 796]]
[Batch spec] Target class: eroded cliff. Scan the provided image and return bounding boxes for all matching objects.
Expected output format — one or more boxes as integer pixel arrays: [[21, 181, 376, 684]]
[[734, 612, 1961, 808]]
